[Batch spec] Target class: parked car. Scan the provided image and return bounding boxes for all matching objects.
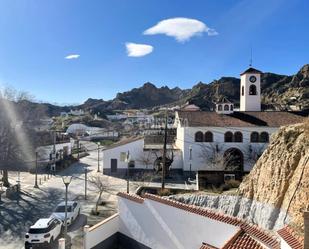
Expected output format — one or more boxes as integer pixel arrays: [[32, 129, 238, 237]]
[[25, 218, 62, 249], [51, 201, 81, 226]]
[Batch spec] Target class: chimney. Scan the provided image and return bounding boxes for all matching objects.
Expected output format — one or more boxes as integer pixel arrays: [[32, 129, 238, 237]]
[[305, 211, 309, 249]]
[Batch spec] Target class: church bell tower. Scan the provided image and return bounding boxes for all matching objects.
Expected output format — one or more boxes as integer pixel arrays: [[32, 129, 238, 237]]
[[240, 67, 262, 111]]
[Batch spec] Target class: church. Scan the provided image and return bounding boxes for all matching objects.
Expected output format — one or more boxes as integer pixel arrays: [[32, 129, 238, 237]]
[[102, 66, 305, 185], [174, 66, 305, 185]]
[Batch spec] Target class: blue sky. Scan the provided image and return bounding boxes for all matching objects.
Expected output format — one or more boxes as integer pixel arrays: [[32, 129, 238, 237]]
[[0, 0, 308, 105]]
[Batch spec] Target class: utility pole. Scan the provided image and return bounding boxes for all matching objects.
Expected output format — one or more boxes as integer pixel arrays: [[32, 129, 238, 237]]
[[126, 151, 130, 193], [161, 110, 168, 190], [34, 152, 39, 188], [84, 167, 87, 200], [77, 139, 80, 160], [97, 143, 100, 172]]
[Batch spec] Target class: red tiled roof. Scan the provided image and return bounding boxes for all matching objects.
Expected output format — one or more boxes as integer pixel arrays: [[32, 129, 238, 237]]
[[117, 192, 144, 204], [142, 193, 280, 249], [277, 226, 303, 249], [225, 232, 264, 249], [176, 110, 305, 127]]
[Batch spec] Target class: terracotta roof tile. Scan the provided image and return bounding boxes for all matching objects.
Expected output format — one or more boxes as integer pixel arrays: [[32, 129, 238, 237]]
[[117, 192, 144, 204], [177, 110, 305, 127], [225, 232, 264, 249], [200, 242, 219, 249], [277, 226, 303, 249]]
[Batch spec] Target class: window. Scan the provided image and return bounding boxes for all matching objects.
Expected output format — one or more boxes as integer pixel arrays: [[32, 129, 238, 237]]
[[249, 85, 257, 95], [230, 105, 233, 111], [204, 131, 213, 142], [250, 132, 259, 143], [241, 86, 244, 96], [224, 131, 233, 142], [234, 132, 243, 142], [218, 105, 223, 111], [224, 104, 229, 111], [260, 132, 269, 143], [195, 131, 204, 142]]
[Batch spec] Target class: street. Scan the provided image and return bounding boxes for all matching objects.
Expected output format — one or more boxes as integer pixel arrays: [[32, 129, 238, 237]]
[[0, 142, 132, 249]]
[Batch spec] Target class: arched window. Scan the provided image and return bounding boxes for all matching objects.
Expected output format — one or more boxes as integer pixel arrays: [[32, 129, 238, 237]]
[[249, 85, 257, 95], [230, 105, 234, 111], [250, 132, 259, 143], [195, 131, 204, 142], [224, 131, 233, 142], [260, 132, 269, 143], [234, 132, 243, 143], [218, 105, 223, 111], [204, 131, 213, 142], [241, 86, 244, 96], [224, 104, 229, 111]]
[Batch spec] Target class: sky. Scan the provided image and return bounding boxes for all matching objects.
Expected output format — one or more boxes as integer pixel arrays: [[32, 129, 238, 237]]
[[0, 0, 308, 105]]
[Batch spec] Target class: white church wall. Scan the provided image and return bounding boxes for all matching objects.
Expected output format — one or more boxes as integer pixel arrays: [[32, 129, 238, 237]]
[[178, 126, 277, 172], [118, 197, 239, 249]]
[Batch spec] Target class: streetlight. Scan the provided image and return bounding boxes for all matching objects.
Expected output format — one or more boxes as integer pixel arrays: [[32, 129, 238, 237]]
[[34, 151, 39, 188], [62, 175, 72, 246], [97, 142, 100, 172]]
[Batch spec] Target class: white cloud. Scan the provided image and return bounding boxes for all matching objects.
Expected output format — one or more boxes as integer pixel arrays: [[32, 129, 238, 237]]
[[143, 17, 218, 42], [65, 54, 80, 59], [125, 43, 153, 57]]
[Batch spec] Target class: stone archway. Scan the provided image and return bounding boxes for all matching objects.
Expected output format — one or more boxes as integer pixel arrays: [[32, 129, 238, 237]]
[[223, 148, 244, 171]]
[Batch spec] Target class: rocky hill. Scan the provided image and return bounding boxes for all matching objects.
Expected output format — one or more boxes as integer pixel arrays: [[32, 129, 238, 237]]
[[79, 64, 309, 112], [239, 121, 309, 232], [10, 64, 309, 116]]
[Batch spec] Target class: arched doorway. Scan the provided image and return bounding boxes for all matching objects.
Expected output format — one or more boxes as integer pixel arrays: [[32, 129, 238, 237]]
[[223, 148, 244, 171]]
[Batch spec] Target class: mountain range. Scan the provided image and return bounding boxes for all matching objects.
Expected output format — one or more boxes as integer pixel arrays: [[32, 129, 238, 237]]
[[33, 64, 309, 116]]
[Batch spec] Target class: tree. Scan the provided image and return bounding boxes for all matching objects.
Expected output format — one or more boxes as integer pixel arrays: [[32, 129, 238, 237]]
[[0, 87, 46, 187], [89, 176, 111, 215]]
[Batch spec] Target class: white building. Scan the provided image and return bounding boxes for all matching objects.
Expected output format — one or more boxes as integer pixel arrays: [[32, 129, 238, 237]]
[[83, 192, 303, 249], [102, 137, 183, 175], [102, 67, 305, 185]]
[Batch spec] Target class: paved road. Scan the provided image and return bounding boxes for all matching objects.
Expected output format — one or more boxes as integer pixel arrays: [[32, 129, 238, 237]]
[[0, 142, 129, 249]]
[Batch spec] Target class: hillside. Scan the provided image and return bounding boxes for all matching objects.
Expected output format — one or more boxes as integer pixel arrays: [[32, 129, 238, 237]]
[[238, 121, 309, 232], [7, 64, 308, 116]]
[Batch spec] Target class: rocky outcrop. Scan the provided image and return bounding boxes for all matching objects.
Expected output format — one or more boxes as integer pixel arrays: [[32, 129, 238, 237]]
[[170, 121, 309, 233], [238, 121, 309, 231]]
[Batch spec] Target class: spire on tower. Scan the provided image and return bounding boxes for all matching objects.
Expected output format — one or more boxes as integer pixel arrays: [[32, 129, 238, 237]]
[[249, 47, 253, 67]]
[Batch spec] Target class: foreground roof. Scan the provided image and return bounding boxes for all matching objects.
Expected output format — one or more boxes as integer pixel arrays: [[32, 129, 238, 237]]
[[117, 192, 280, 249], [176, 111, 305, 127]]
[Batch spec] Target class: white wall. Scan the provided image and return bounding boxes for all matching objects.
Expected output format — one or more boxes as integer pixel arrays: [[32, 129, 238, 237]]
[[118, 197, 239, 249], [240, 73, 261, 111], [84, 214, 119, 249], [103, 139, 183, 170], [177, 126, 277, 172]]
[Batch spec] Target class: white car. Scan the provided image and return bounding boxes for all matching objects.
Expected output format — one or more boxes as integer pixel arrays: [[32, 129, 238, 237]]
[[51, 201, 81, 226], [25, 218, 62, 248]]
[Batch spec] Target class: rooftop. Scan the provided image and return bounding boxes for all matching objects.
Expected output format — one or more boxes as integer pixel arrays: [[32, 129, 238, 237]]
[[176, 110, 305, 127]]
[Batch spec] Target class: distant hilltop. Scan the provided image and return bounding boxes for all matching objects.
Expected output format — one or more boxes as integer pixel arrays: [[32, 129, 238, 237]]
[[10, 64, 309, 116]]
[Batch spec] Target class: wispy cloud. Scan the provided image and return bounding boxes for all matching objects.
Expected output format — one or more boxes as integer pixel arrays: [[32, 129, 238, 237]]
[[143, 17, 218, 42], [125, 43, 153, 57], [65, 54, 80, 60]]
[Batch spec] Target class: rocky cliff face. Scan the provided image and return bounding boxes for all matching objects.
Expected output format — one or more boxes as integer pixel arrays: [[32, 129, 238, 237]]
[[171, 121, 309, 233], [238, 121, 309, 231]]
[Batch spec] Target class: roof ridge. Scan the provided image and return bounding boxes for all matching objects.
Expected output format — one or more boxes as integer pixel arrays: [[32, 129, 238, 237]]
[[117, 192, 144, 203]]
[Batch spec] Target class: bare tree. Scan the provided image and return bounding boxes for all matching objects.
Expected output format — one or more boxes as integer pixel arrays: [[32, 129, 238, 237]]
[[89, 176, 112, 215]]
